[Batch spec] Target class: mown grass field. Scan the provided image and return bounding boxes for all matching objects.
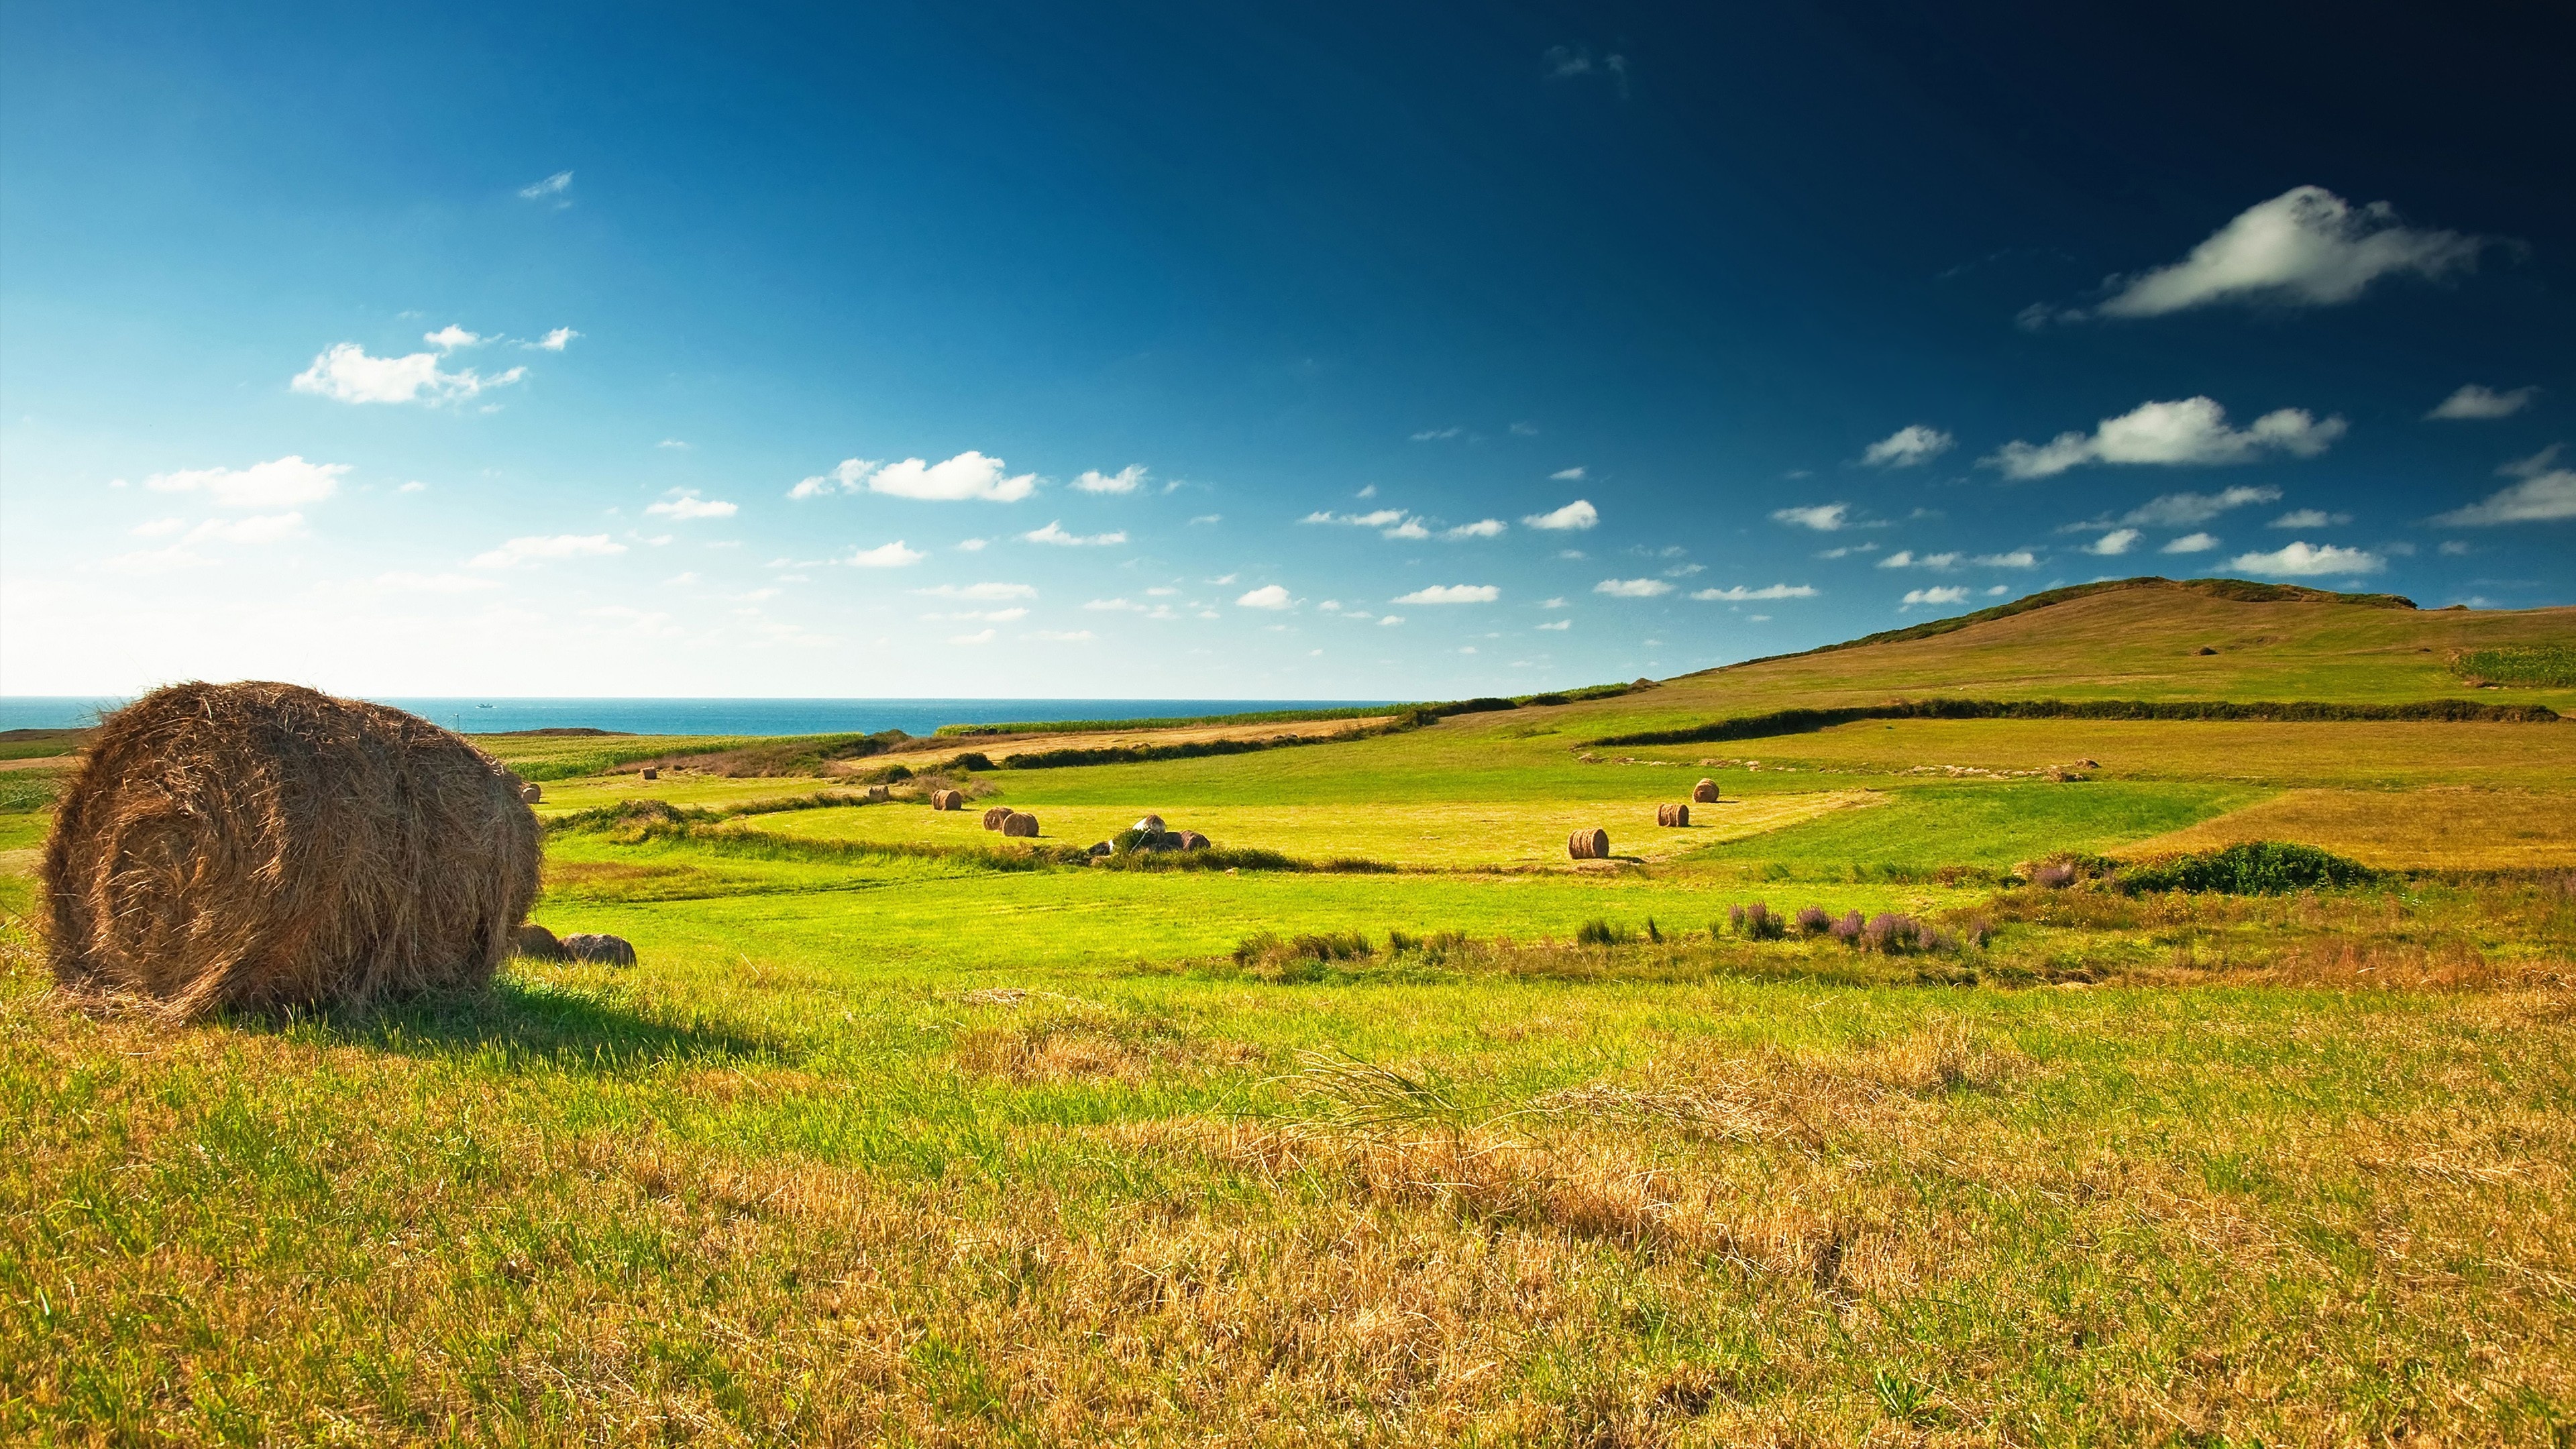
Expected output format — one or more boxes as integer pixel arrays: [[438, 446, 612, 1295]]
[[5, 582, 2575, 1444]]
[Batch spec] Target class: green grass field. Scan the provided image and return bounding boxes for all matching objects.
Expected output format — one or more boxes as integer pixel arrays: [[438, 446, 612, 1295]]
[[6, 580, 2575, 1444]]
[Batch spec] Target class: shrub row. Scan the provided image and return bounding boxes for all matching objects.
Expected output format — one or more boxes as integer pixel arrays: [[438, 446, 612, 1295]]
[[1587, 695, 2557, 749]]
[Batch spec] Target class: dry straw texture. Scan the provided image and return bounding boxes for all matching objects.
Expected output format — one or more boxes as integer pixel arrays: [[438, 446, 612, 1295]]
[[40, 681, 540, 1018], [1002, 812, 1040, 838], [1693, 777, 1719, 803], [1656, 803, 1690, 827], [981, 806, 1014, 830], [932, 790, 965, 811], [1567, 828, 1609, 860]]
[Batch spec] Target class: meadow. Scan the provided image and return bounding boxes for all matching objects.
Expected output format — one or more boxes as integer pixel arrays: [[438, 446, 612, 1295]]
[[4, 580, 2574, 1444]]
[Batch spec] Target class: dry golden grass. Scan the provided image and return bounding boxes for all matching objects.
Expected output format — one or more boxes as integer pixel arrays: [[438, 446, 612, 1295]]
[[856, 715, 1397, 770], [2115, 786, 2576, 870]]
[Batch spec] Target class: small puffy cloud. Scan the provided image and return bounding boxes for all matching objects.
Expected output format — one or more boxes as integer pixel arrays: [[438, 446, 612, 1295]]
[[1770, 502, 1847, 531], [1379, 615, 1404, 626], [527, 327, 580, 352], [1236, 584, 1295, 609], [1084, 598, 1144, 612], [955, 538, 989, 551], [1022, 521, 1128, 546], [657, 438, 688, 449], [1189, 513, 1221, 525], [1986, 398, 2343, 479], [1536, 619, 1570, 630], [2226, 541, 2383, 576], [913, 582, 1036, 600], [398, 480, 427, 492], [423, 325, 482, 351], [1900, 586, 1970, 608], [2427, 384, 2535, 421], [2108, 484, 2283, 527], [1410, 427, 1462, 441], [470, 533, 625, 568], [146, 455, 347, 507], [2270, 508, 2351, 529], [2434, 446, 2576, 525], [1383, 518, 1430, 540], [1394, 584, 1501, 604], [844, 541, 924, 568], [1511, 421, 1540, 435], [1862, 424, 1954, 468], [949, 628, 997, 645], [1593, 578, 1672, 598], [2439, 540, 2471, 555], [2162, 533, 2221, 553], [1304, 508, 1407, 527], [518, 170, 573, 200], [1544, 44, 1629, 97], [1071, 465, 1147, 494], [1551, 466, 1586, 480], [292, 343, 525, 405], [1442, 519, 1507, 539], [2083, 186, 2482, 319], [645, 491, 737, 521], [1690, 584, 1817, 600], [1877, 550, 1960, 570], [1523, 499, 1599, 531], [792, 451, 1036, 502], [2086, 529, 2141, 556], [1974, 550, 2037, 568]]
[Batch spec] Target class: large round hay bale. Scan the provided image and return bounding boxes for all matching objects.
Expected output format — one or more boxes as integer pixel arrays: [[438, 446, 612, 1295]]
[[933, 790, 965, 810], [1656, 803, 1690, 827], [561, 932, 638, 967], [41, 681, 539, 1018], [1692, 778, 1718, 803], [1568, 827, 1609, 860], [1001, 811, 1039, 838], [981, 805, 1014, 830], [513, 922, 568, 961]]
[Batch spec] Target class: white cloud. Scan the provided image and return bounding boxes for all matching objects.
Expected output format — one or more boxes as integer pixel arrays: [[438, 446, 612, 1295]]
[[645, 491, 737, 521], [922, 607, 1025, 623], [1071, 465, 1148, 494], [423, 325, 482, 351], [1550, 466, 1587, 480], [529, 327, 579, 352], [1442, 519, 1507, 539], [2269, 508, 2351, 529], [2105, 484, 2283, 527], [398, 480, 427, 493], [2086, 529, 2141, 556], [844, 541, 925, 568], [2434, 446, 2576, 525], [519, 170, 573, 200], [2161, 533, 2220, 553], [1511, 421, 1539, 436], [1393, 584, 1501, 604], [1022, 521, 1128, 546], [1523, 499, 1599, 531], [1593, 578, 1671, 598], [189, 513, 306, 545], [1410, 427, 1462, 441], [1028, 629, 1095, 642], [1189, 513, 1221, 525], [1084, 598, 1143, 612], [2226, 541, 2383, 576], [1986, 399, 2343, 479], [1770, 502, 1847, 531], [1378, 615, 1404, 627], [470, 533, 625, 568], [1900, 586, 1970, 608], [1540, 596, 1568, 608], [1304, 508, 1407, 527], [130, 517, 186, 537], [145, 455, 347, 507], [1236, 584, 1295, 609], [792, 451, 1036, 502], [1690, 584, 1817, 600], [949, 629, 997, 645], [915, 582, 1037, 600], [2439, 540, 2471, 555], [1877, 551, 1960, 570], [1383, 518, 1431, 540], [1536, 619, 1570, 630], [2427, 384, 2535, 421], [290, 343, 525, 405], [1974, 550, 2037, 568], [2086, 186, 2483, 319], [657, 439, 688, 449], [1861, 424, 1954, 468]]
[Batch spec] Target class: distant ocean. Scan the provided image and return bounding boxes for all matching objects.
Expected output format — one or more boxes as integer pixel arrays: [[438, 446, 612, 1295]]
[[0, 696, 1396, 737]]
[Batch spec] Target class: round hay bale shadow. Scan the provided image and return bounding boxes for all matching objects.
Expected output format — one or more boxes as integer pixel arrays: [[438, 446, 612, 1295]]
[[1001, 811, 1040, 838], [41, 681, 540, 1018], [1692, 777, 1719, 803], [1567, 827, 1609, 860], [1656, 803, 1690, 827], [932, 790, 965, 810], [981, 805, 1014, 830]]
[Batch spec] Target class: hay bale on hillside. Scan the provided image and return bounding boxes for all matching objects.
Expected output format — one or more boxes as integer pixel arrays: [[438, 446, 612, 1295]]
[[865, 784, 891, 802], [1568, 827, 1609, 860], [933, 789, 965, 810], [520, 782, 543, 804], [981, 805, 1014, 830], [1002, 811, 1040, 838], [41, 681, 539, 1018], [561, 932, 637, 967], [1133, 814, 1166, 833], [513, 922, 568, 961], [1692, 777, 1718, 803], [641, 767, 659, 781], [1177, 830, 1210, 851], [1656, 803, 1690, 827]]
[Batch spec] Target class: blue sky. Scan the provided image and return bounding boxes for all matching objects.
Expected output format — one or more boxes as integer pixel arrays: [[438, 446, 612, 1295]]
[[3, 3, 2569, 698]]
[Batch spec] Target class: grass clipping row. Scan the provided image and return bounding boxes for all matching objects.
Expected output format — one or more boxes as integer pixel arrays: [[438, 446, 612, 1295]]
[[42, 681, 541, 1018]]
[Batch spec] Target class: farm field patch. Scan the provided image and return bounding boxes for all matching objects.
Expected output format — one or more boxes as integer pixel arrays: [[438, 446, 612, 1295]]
[[2119, 787, 2576, 871]]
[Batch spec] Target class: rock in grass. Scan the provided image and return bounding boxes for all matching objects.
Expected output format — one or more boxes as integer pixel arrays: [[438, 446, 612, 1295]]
[[561, 933, 638, 967]]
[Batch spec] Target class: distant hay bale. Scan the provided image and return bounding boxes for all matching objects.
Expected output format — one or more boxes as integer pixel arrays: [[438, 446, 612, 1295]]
[[41, 681, 540, 1018], [865, 784, 891, 802], [933, 789, 965, 810], [519, 782, 543, 804], [1177, 830, 1210, 851], [1692, 777, 1718, 803], [513, 922, 568, 961], [561, 932, 637, 967], [1656, 803, 1690, 827], [981, 805, 1014, 830], [1002, 812, 1040, 838], [1133, 814, 1167, 833], [641, 767, 659, 781], [1568, 827, 1610, 860]]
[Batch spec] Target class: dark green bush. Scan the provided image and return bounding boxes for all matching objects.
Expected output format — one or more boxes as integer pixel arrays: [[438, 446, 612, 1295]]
[[2118, 841, 2377, 895]]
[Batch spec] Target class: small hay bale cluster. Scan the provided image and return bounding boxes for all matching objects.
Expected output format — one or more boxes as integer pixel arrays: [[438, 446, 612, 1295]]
[[513, 922, 637, 967], [981, 805, 1014, 830], [42, 681, 541, 1018], [1692, 777, 1719, 803], [1566, 827, 1611, 860], [1099, 814, 1209, 855], [1656, 803, 1691, 827]]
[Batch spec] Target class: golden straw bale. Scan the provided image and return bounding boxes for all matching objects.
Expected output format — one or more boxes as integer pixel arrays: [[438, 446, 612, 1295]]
[[981, 805, 1014, 830], [865, 784, 890, 802], [1133, 814, 1166, 833], [1656, 803, 1690, 827], [1001, 812, 1040, 838], [1567, 827, 1609, 860], [1693, 777, 1718, 803], [933, 790, 965, 810], [41, 681, 540, 1018], [519, 782, 543, 803]]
